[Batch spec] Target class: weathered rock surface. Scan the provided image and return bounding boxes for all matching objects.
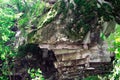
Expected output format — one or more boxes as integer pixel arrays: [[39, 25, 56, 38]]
[[38, 42, 113, 80]]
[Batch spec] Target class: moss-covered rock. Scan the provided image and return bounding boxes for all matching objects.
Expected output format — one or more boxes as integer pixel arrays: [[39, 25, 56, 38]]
[[25, 0, 115, 44]]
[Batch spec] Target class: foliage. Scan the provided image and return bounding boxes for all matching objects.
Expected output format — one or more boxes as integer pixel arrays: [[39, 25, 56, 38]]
[[0, 0, 16, 63], [106, 24, 120, 80], [109, 0, 120, 24], [66, 0, 118, 40], [0, 0, 18, 79], [17, 0, 45, 32], [14, 0, 47, 43], [0, 2, 15, 60], [94, 24, 120, 80], [0, 0, 45, 80], [0, 76, 8, 80], [60, 0, 114, 40], [19, 1, 45, 25], [28, 68, 44, 80]]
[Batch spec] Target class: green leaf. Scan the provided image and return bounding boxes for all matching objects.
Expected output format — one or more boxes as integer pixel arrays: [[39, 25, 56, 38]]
[[31, 74, 35, 78], [14, 12, 23, 19], [100, 32, 106, 40], [2, 35, 9, 41], [31, 69, 35, 72], [116, 53, 120, 59], [1, 53, 5, 60]]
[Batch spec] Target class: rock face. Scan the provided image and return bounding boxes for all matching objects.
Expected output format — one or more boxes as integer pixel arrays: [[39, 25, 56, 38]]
[[16, 0, 115, 79], [38, 42, 113, 80]]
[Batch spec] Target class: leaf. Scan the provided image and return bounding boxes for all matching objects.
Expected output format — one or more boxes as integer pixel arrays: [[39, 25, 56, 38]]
[[14, 12, 23, 19], [108, 48, 115, 52], [100, 32, 106, 40], [31, 69, 35, 72], [115, 38, 120, 43], [1, 53, 5, 60], [31, 74, 35, 78], [2, 35, 9, 41], [116, 53, 120, 59]]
